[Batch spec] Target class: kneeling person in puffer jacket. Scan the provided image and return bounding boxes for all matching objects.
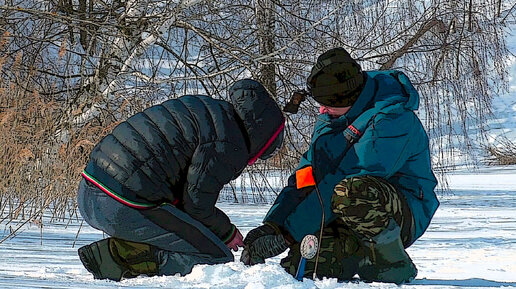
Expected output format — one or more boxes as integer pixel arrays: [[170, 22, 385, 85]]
[[77, 79, 285, 281]]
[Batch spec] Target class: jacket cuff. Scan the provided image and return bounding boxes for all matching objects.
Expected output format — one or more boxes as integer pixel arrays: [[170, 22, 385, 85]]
[[264, 221, 295, 245], [222, 224, 237, 244], [264, 221, 282, 234]]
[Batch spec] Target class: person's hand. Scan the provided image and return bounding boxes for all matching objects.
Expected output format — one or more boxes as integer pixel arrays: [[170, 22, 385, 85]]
[[226, 228, 244, 252], [240, 223, 289, 265]]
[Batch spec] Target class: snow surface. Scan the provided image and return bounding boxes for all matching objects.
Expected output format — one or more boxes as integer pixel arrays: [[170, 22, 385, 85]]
[[1, 171, 516, 289]]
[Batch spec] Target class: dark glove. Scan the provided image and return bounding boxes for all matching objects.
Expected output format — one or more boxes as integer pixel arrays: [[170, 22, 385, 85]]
[[240, 223, 289, 265]]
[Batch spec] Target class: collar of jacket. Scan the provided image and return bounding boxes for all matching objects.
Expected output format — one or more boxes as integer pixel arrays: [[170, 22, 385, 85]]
[[325, 70, 420, 125]]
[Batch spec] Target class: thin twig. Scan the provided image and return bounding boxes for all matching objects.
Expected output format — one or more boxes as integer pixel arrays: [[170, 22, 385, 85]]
[[72, 219, 84, 248], [0, 209, 43, 245]]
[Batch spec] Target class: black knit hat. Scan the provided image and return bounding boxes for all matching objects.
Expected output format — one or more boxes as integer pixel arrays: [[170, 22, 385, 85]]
[[307, 47, 365, 107]]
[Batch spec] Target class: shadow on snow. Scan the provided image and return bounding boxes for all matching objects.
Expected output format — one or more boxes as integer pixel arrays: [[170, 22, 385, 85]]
[[410, 278, 516, 287]]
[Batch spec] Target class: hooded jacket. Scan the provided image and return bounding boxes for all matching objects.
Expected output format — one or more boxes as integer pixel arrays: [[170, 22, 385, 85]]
[[264, 71, 439, 244], [83, 79, 284, 241]]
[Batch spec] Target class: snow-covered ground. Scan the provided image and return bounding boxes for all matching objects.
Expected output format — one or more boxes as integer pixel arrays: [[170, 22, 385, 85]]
[[1, 170, 516, 289]]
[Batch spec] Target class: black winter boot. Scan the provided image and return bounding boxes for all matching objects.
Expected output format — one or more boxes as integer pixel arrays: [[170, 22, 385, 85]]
[[78, 238, 128, 281], [78, 238, 159, 281], [357, 219, 417, 284]]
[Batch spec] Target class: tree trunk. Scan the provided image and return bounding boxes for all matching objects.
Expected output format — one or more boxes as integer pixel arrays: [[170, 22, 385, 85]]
[[255, 0, 276, 97]]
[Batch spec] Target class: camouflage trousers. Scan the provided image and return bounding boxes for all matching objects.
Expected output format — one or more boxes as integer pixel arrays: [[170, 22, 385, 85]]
[[280, 175, 414, 280]]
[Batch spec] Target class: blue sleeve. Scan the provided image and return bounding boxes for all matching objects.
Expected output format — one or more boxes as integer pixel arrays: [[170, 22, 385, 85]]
[[283, 176, 340, 242], [263, 152, 314, 226], [282, 132, 349, 242]]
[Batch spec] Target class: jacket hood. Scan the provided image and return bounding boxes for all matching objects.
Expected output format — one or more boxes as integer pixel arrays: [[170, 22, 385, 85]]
[[229, 79, 284, 163], [345, 70, 420, 122]]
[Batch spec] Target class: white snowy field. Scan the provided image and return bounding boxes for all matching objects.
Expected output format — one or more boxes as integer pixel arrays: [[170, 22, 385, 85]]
[[1, 170, 516, 289]]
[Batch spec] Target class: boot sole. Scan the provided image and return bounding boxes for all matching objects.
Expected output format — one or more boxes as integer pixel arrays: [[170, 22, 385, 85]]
[[78, 245, 103, 279]]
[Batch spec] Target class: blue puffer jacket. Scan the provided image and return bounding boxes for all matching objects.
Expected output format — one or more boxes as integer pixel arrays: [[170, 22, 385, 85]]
[[264, 70, 439, 244]]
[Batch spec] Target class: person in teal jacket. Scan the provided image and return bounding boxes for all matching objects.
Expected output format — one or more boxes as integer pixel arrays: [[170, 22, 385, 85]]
[[241, 48, 439, 284]]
